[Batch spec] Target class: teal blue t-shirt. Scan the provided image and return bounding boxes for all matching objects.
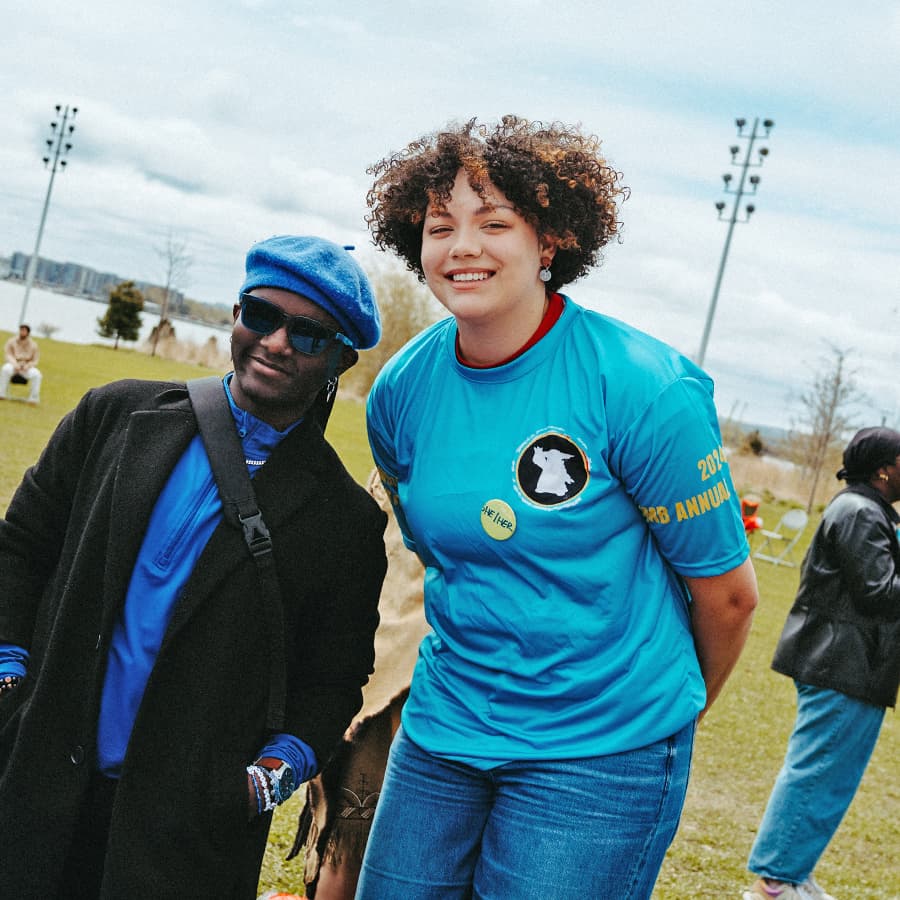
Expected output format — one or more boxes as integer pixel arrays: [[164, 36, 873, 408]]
[[367, 298, 748, 766]]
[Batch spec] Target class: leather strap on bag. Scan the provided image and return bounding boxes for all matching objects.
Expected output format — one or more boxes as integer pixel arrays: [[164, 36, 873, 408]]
[[187, 376, 287, 730]]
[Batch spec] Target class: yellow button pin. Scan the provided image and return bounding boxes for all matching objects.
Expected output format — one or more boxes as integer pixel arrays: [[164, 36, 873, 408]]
[[480, 499, 516, 541]]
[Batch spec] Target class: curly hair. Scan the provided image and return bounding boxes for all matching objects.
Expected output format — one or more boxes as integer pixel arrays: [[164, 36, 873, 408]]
[[366, 115, 628, 292]]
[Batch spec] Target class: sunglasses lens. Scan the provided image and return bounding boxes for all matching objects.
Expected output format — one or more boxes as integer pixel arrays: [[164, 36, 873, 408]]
[[288, 321, 332, 355], [240, 295, 342, 355], [240, 296, 281, 335]]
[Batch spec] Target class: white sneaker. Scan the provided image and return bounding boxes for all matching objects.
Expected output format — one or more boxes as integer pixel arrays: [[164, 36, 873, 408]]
[[743, 878, 804, 899], [797, 877, 837, 900]]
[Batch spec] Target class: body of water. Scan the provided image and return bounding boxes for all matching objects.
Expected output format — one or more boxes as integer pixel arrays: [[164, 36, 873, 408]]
[[0, 280, 230, 350]]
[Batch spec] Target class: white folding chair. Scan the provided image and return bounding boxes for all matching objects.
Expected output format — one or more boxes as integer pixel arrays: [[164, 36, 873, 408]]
[[752, 508, 809, 567]]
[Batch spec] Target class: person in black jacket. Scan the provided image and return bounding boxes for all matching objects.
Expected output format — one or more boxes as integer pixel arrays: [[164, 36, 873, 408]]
[[0, 236, 387, 900], [742, 426, 900, 900]]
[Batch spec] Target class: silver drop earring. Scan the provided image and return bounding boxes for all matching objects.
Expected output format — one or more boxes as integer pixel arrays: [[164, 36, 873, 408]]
[[539, 266, 552, 283]]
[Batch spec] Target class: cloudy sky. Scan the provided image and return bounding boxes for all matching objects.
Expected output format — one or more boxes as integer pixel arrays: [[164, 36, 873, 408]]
[[2, 0, 898, 430]]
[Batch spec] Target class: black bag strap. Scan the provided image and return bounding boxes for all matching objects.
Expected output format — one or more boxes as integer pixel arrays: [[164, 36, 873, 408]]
[[187, 376, 274, 559], [186, 376, 286, 729]]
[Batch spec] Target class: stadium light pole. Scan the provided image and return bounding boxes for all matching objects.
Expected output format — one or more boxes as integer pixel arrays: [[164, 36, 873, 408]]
[[696, 116, 774, 368], [18, 104, 79, 326]]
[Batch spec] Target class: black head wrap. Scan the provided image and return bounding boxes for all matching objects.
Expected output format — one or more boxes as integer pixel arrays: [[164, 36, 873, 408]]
[[836, 426, 900, 482]]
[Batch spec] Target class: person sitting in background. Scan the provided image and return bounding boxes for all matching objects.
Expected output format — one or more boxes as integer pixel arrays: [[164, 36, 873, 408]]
[[0, 324, 42, 404], [742, 426, 900, 900]]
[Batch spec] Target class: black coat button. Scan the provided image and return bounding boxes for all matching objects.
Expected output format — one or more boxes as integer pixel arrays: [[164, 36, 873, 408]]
[[70, 745, 85, 765]]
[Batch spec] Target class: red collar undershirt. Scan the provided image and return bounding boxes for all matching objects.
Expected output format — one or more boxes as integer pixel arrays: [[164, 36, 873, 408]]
[[455, 293, 565, 369]]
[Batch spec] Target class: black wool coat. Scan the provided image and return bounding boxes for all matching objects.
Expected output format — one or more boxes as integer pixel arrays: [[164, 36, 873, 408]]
[[0, 380, 387, 899]]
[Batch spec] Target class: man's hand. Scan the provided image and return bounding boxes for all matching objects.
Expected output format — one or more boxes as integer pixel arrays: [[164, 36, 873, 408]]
[[246, 756, 288, 819]]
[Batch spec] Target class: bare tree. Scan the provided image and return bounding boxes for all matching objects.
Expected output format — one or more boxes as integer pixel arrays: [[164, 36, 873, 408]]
[[150, 230, 193, 356], [37, 322, 60, 339], [342, 259, 442, 398], [788, 344, 866, 513]]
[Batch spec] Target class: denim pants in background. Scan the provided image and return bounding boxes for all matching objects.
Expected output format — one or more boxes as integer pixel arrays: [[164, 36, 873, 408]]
[[356, 721, 695, 900], [748, 681, 885, 883]]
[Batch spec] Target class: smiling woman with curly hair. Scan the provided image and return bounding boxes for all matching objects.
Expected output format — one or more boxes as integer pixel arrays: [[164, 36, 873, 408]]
[[367, 115, 626, 294], [356, 115, 759, 899]]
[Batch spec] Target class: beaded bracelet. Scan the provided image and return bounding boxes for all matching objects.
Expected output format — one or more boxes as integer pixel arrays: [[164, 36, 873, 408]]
[[271, 768, 288, 805], [246, 765, 276, 814], [246, 766, 263, 815], [0, 675, 20, 695], [248, 766, 263, 814]]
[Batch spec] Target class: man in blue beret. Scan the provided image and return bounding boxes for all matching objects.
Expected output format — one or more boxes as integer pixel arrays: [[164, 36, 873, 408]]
[[0, 236, 388, 899]]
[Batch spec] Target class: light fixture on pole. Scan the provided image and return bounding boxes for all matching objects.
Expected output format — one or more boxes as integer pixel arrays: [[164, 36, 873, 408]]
[[18, 104, 79, 325], [696, 117, 774, 368]]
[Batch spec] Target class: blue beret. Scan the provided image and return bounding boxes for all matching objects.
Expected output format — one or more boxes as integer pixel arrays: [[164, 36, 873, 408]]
[[240, 235, 381, 350]]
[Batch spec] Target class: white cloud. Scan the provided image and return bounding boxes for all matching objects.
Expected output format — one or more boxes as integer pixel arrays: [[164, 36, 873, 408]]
[[1, 0, 897, 430]]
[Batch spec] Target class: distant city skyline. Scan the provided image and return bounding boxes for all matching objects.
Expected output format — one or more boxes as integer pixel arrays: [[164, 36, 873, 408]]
[[0, 281, 230, 353], [3, 249, 186, 309]]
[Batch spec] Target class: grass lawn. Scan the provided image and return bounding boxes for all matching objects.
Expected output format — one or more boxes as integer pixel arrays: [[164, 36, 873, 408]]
[[0, 332, 375, 509], [2, 335, 897, 898], [653, 515, 900, 899]]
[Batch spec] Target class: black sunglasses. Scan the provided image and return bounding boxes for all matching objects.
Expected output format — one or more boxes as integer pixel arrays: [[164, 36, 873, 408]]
[[238, 293, 353, 356]]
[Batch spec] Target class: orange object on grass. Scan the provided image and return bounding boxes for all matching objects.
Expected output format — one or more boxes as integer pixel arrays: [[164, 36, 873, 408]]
[[740, 495, 763, 534]]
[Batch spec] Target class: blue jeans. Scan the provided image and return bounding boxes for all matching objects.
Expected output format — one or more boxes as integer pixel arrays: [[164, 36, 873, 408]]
[[748, 681, 885, 883], [356, 722, 694, 899]]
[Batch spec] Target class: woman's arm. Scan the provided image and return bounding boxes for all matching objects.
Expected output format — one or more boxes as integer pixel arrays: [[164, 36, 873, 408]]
[[684, 557, 759, 720]]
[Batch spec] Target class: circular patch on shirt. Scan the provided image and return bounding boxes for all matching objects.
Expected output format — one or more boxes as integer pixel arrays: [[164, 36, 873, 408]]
[[516, 432, 589, 507], [480, 499, 517, 541]]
